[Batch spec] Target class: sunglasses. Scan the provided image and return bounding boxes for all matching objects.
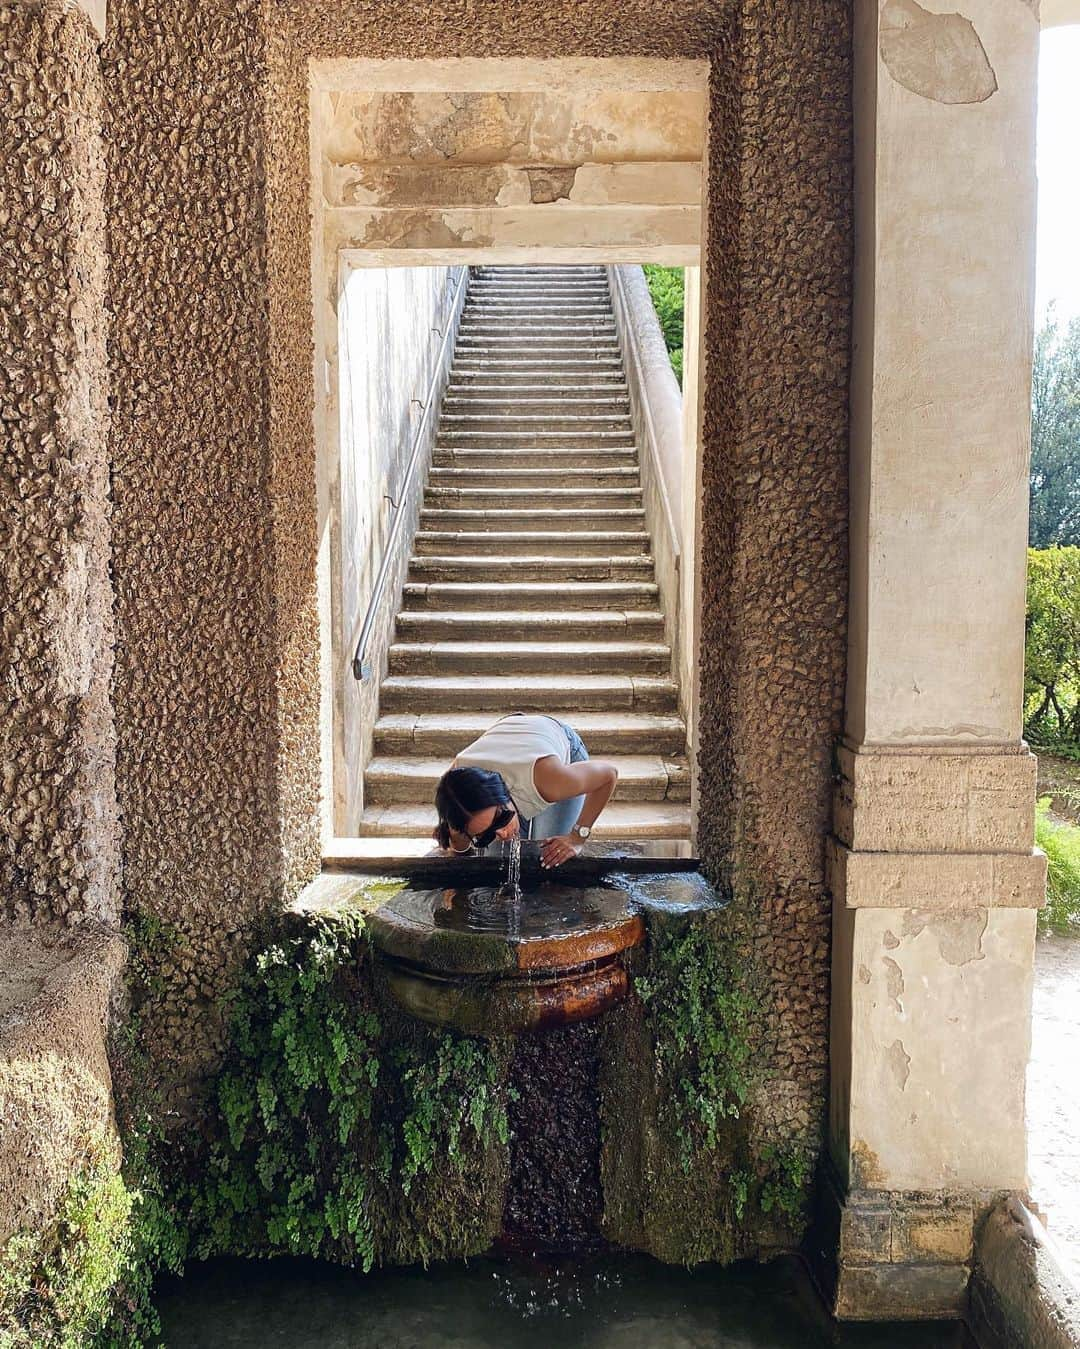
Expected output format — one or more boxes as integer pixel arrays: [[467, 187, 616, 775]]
[[469, 806, 517, 850]]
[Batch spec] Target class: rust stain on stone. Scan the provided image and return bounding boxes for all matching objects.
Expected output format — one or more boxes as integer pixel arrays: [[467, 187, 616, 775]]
[[851, 1141, 887, 1188], [880, 0, 998, 105]]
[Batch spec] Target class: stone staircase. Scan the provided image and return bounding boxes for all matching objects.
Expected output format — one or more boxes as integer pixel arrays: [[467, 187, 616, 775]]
[[359, 264, 691, 846]]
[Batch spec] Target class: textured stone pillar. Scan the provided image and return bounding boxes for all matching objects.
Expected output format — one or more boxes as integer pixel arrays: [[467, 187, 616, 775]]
[[821, 0, 1045, 1320], [0, 0, 117, 927]]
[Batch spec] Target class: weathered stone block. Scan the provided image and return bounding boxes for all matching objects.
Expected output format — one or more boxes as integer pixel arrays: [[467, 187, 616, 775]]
[[839, 1199, 892, 1263], [828, 839, 1046, 911], [834, 1262, 970, 1322], [892, 1201, 974, 1264], [833, 746, 1037, 855]]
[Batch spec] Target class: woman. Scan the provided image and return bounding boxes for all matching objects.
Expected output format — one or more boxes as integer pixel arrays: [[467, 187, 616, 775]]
[[432, 713, 618, 869]]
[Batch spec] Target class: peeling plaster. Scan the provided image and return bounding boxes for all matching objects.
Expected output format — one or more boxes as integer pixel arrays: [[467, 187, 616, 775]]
[[902, 909, 988, 965], [887, 1038, 912, 1091], [882, 956, 905, 1012], [525, 165, 578, 203], [883, 929, 900, 950], [859, 963, 873, 984], [880, 0, 998, 105]]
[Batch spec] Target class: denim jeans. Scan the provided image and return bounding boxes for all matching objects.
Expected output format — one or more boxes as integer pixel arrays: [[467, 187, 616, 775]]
[[524, 720, 589, 841], [480, 719, 589, 853]]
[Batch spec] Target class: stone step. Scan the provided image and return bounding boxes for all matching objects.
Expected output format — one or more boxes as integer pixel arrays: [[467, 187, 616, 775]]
[[471, 271, 606, 279], [469, 277, 609, 286], [414, 529, 650, 558], [401, 580, 660, 611], [409, 558, 654, 584], [394, 609, 665, 643], [460, 319, 616, 335], [457, 336, 619, 350], [419, 507, 645, 530], [378, 672, 678, 713], [443, 392, 630, 409], [463, 307, 613, 320], [436, 433, 636, 452], [356, 799, 690, 841], [465, 294, 611, 307], [373, 709, 687, 756], [424, 487, 644, 510], [388, 637, 671, 677], [452, 360, 623, 376], [439, 413, 631, 434], [364, 752, 689, 805], [432, 448, 637, 470], [449, 379, 627, 390], [428, 467, 640, 489]]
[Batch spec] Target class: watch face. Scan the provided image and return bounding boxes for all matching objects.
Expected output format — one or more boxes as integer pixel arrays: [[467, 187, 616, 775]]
[[576, 825, 591, 839]]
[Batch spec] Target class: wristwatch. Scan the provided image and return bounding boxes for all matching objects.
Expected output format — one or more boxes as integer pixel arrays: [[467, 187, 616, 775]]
[[572, 824, 591, 840]]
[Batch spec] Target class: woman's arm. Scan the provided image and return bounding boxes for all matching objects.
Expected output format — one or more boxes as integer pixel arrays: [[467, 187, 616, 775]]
[[533, 758, 619, 867]]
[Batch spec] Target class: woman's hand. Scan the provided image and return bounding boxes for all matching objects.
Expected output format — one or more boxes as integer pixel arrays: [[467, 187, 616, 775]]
[[540, 834, 581, 869]]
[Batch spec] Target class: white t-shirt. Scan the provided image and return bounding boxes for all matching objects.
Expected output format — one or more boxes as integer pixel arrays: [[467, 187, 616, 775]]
[[453, 714, 571, 820]]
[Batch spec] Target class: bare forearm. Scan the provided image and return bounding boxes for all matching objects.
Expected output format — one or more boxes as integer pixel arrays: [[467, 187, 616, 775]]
[[572, 764, 618, 831]]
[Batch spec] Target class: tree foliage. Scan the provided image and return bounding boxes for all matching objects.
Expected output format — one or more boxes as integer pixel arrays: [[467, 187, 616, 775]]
[[1025, 547, 1080, 741], [1030, 311, 1080, 547], [642, 264, 684, 387]]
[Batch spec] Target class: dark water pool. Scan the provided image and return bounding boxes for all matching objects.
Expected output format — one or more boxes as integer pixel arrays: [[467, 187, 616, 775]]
[[154, 1253, 978, 1348]]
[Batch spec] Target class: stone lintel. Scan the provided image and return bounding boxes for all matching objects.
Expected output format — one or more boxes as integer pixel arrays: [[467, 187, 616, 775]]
[[833, 742, 1037, 854], [322, 161, 703, 211], [828, 839, 1047, 911], [325, 204, 701, 255]]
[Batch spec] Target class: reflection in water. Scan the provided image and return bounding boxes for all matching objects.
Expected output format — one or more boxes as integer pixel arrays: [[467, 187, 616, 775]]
[[155, 1253, 978, 1349], [396, 884, 636, 941]]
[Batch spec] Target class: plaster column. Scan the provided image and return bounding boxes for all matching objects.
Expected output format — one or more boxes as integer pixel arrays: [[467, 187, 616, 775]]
[[1, 0, 116, 927], [822, 0, 1045, 1320]]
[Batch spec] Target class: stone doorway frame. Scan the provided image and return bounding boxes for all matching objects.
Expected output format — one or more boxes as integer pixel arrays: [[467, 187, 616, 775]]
[[304, 58, 709, 850]]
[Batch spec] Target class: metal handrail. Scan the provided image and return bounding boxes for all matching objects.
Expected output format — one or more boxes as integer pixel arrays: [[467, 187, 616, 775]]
[[351, 266, 469, 681]]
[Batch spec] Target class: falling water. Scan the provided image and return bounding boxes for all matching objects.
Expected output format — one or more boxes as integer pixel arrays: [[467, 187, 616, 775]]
[[506, 836, 522, 897], [503, 836, 522, 941]]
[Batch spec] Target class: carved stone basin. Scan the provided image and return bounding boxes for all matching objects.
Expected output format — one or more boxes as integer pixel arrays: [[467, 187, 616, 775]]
[[367, 880, 646, 1037]]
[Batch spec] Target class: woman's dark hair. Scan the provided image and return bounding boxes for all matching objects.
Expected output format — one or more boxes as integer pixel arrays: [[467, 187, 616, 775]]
[[434, 767, 511, 849]]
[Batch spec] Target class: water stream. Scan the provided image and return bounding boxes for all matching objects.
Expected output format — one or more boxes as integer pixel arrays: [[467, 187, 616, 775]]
[[154, 1252, 978, 1348], [500, 836, 523, 940]]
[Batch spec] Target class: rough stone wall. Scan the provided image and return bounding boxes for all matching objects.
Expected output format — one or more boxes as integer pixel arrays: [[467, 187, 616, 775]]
[[103, 0, 286, 1101], [0, 0, 117, 928], [697, 11, 851, 1156], [100, 0, 851, 1142], [267, 0, 851, 1161], [0, 923, 126, 1244]]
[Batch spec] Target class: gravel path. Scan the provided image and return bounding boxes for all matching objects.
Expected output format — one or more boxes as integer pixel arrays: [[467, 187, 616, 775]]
[[1028, 933, 1080, 1278]]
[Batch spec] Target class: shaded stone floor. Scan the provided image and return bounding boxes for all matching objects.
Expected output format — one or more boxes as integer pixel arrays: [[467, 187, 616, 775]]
[[1028, 933, 1080, 1279]]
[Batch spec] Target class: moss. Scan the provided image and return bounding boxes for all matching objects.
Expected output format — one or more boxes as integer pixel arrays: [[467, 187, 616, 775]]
[[599, 892, 815, 1265], [0, 1142, 132, 1349], [184, 905, 511, 1271]]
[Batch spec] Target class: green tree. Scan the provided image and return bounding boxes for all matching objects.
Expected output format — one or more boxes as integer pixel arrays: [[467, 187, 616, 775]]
[[642, 264, 684, 387], [1025, 547, 1080, 738], [1030, 310, 1080, 547]]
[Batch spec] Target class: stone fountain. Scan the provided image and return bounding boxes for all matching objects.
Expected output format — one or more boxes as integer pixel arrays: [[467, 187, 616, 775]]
[[363, 841, 708, 1037]]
